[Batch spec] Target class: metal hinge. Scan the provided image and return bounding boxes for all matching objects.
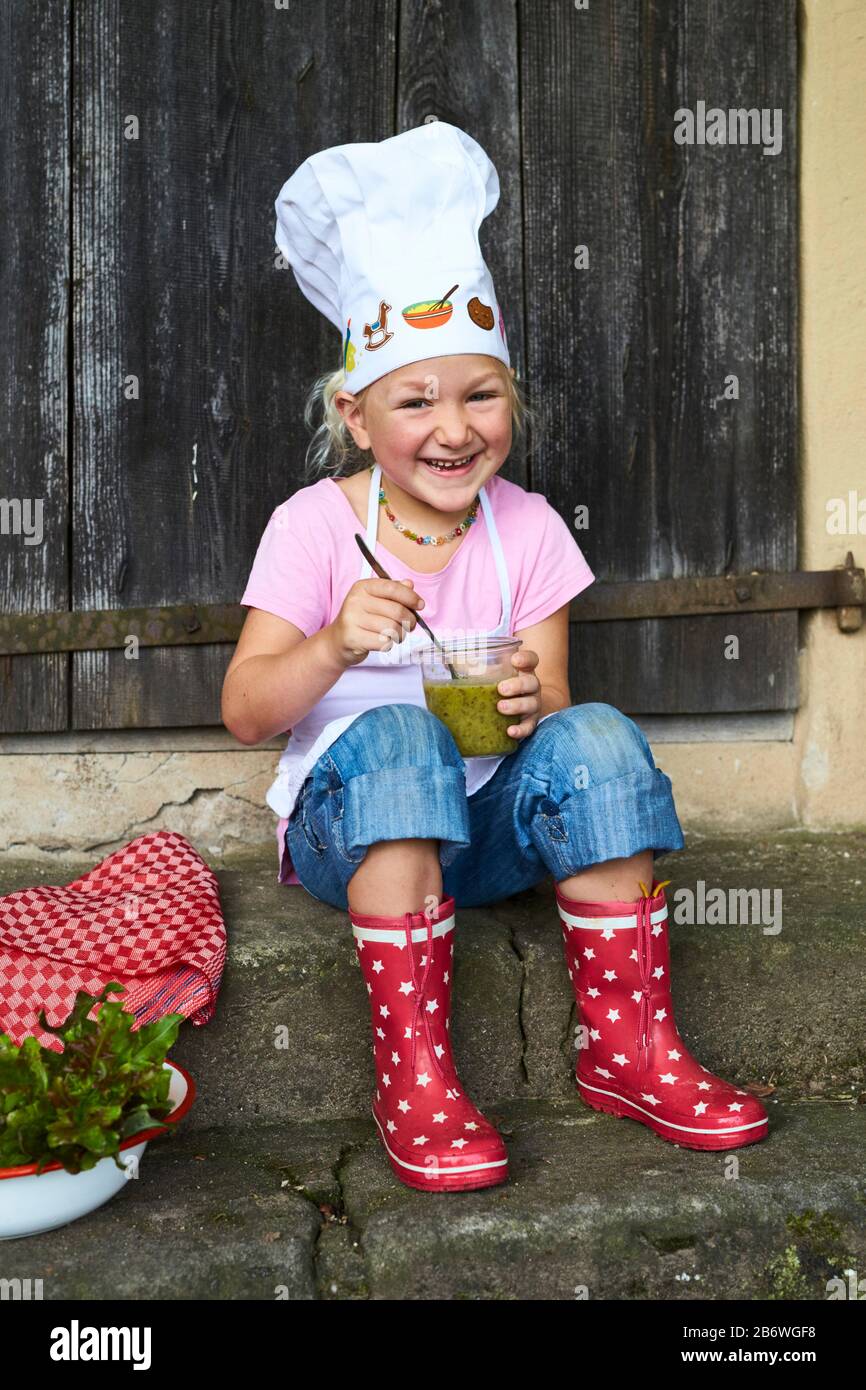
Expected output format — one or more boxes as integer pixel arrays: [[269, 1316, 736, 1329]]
[[570, 552, 863, 632], [0, 555, 862, 656]]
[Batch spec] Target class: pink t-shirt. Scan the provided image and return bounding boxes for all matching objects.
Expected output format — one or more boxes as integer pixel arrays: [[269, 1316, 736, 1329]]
[[239, 470, 595, 881]]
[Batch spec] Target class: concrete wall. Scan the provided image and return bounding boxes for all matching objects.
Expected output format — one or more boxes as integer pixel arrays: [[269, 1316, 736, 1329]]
[[1, 0, 864, 868]]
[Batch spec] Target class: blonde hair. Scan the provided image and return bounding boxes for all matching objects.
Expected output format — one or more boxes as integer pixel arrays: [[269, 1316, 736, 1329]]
[[302, 358, 531, 482]]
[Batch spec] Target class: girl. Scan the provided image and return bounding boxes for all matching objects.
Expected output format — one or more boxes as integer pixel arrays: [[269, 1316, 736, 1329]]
[[222, 122, 768, 1194]]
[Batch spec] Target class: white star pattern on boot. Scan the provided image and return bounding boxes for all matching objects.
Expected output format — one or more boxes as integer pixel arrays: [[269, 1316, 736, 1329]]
[[556, 887, 769, 1151], [351, 906, 509, 1191]]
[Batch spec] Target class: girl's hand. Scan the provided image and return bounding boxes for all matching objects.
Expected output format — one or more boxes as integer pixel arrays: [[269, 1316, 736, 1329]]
[[497, 648, 541, 740], [327, 578, 424, 668]]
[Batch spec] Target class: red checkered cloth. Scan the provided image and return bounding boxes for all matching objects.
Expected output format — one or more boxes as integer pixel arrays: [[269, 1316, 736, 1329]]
[[0, 830, 226, 1051]]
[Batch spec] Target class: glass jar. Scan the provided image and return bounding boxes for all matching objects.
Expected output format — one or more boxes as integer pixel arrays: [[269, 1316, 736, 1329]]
[[412, 636, 523, 757]]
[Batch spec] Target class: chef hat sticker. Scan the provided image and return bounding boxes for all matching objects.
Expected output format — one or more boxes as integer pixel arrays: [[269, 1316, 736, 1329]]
[[275, 122, 511, 392]]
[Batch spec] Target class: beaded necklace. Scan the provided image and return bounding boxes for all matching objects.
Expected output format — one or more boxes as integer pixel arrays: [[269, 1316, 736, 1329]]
[[370, 463, 480, 547]]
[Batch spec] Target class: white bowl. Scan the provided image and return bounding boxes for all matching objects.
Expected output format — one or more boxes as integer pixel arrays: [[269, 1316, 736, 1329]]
[[0, 1060, 195, 1241]]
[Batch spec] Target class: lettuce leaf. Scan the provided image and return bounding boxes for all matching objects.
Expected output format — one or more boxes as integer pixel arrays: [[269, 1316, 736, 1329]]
[[0, 983, 184, 1175]]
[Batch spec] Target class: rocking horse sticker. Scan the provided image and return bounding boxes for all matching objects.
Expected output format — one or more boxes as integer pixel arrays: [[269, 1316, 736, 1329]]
[[363, 300, 394, 351]]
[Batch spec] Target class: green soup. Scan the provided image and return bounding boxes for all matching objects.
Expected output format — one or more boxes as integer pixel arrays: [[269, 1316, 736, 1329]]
[[423, 680, 518, 757]]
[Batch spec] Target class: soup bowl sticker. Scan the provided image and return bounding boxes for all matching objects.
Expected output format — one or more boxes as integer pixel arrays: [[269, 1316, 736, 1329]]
[[402, 297, 455, 329]]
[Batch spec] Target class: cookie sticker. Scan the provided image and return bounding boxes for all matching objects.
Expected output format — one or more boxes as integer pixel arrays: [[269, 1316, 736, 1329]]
[[363, 300, 394, 351], [467, 296, 495, 330]]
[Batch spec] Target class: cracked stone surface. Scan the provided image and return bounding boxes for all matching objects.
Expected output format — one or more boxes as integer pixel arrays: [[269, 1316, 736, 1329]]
[[3, 1100, 865, 1300], [0, 751, 275, 862]]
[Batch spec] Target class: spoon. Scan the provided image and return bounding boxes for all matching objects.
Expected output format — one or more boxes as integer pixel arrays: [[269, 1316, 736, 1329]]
[[426, 283, 459, 316], [354, 532, 463, 680]]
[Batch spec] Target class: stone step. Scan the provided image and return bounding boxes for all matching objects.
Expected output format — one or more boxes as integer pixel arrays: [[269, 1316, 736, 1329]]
[[1, 833, 864, 1132], [168, 832, 866, 1127], [4, 1095, 865, 1300]]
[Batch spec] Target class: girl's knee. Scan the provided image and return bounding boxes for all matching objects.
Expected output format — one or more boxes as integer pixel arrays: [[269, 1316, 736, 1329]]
[[335, 701, 462, 772], [533, 702, 655, 779]]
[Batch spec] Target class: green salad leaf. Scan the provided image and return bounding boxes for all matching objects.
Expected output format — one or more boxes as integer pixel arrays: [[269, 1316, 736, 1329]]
[[0, 983, 185, 1176]]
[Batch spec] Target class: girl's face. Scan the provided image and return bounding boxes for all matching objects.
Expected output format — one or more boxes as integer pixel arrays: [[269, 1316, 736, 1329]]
[[336, 355, 513, 514]]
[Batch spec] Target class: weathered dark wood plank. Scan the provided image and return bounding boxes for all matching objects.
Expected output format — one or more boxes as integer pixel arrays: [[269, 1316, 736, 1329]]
[[6, 0, 803, 731], [0, 0, 70, 733], [520, 0, 799, 713], [397, 0, 526, 483], [72, 0, 397, 728]]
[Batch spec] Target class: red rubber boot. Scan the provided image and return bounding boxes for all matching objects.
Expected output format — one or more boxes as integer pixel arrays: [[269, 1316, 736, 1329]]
[[349, 894, 509, 1192], [555, 878, 769, 1151]]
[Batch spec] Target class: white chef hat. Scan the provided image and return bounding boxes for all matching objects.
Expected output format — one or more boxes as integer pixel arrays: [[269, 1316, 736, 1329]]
[[274, 121, 510, 394]]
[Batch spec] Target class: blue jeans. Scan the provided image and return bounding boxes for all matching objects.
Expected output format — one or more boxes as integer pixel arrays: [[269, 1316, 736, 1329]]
[[286, 702, 685, 911]]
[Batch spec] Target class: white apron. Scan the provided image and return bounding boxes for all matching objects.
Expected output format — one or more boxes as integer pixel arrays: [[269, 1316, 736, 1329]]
[[272, 463, 515, 878]]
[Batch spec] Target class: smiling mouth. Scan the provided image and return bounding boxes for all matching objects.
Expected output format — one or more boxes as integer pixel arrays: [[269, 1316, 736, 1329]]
[[420, 453, 479, 474]]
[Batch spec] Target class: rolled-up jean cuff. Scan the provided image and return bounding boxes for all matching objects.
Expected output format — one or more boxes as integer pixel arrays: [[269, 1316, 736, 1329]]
[[340, 764, 472, 868], [538, 765, 685, 878]]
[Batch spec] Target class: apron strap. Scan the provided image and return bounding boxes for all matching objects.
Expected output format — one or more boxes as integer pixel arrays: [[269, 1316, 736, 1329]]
[[478, 485, 512, 633], [359, 463, 381, 580]]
